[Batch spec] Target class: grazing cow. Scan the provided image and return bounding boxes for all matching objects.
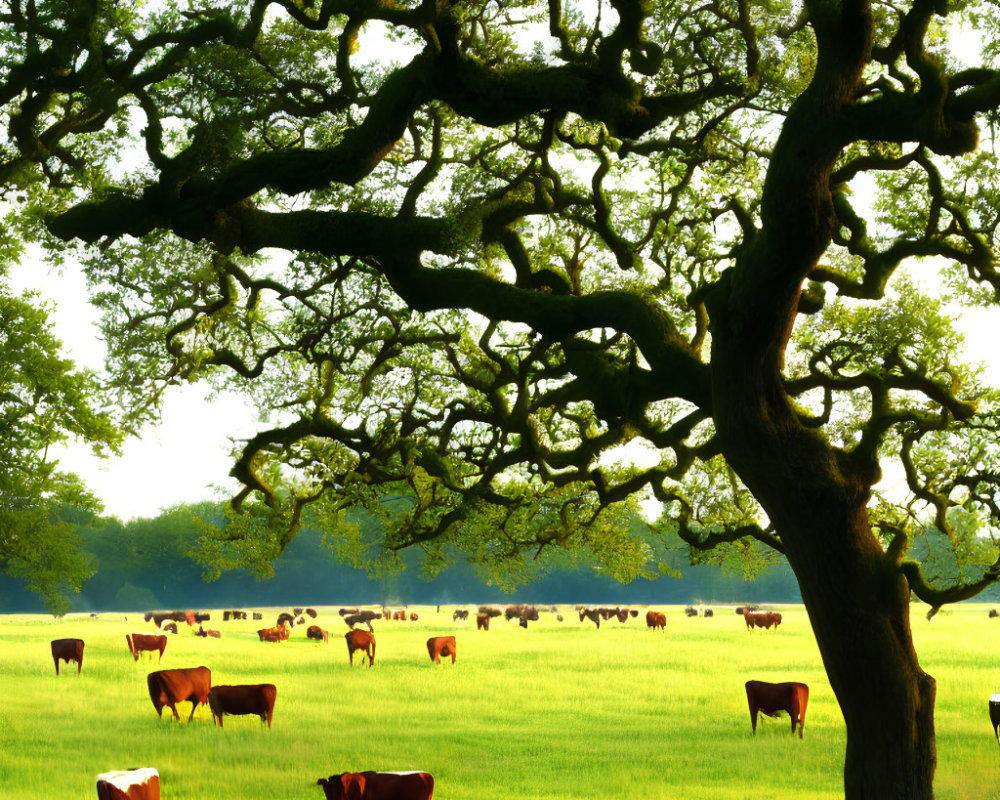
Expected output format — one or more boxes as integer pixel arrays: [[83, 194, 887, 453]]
[[147, 666, 212, 722], [161, 622, 178, 635], [476, 613, 490, 631], [410, 612, 419, 621], [579, 608, 601, 628], [427, 636, 457, 664], [344, 610, 380, 631], [453, 609, 469, 622], [51, 638, 84, 675], [345, 629, 376, 667], [195, 626, 221, 638], [990, 694, 1000, 745], [505, 604, 539, 626], [257, 622, 291, 642], [277, 612, 295, 628], [208, 684, 277, 729], [126, 633, 167, 662], [307, 625, 329, 643], [96, 768, 160, 800], [990, 609, 998, 619], [317, 771, 434, 800], [306, 608, 318, 618], [645, 611, 666, 630], [745, 680, 809, 738]]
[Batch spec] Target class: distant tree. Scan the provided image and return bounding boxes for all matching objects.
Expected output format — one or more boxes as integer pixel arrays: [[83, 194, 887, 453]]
[[8, 1, 1000, 796], [0, 292, 119, 613]]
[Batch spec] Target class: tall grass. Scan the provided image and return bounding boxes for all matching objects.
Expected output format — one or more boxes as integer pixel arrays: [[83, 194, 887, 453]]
[[0, 604, 997, 799]]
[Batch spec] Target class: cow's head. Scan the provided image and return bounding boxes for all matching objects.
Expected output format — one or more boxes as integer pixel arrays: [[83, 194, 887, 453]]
[[317, 773, 365, 800]]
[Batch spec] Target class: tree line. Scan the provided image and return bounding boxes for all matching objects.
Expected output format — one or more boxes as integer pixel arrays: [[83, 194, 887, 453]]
[[0, 501, 803, 613]]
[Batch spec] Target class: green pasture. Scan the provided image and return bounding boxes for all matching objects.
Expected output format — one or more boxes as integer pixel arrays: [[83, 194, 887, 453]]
[[1, 604, 998, 800]]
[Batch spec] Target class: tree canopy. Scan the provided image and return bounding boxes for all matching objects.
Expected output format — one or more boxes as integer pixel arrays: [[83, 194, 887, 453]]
[[7, 0, 1000, 795]]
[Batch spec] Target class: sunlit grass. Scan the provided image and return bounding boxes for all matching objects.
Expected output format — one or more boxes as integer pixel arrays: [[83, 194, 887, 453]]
[[1, 603, 998, 799]]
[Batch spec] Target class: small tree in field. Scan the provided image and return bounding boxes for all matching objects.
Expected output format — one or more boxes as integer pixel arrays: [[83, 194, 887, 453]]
[[9, 0, 1000, 795]]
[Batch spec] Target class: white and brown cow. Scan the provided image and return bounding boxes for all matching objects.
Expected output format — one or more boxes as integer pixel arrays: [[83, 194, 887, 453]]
[[96, 768, 159, 800]]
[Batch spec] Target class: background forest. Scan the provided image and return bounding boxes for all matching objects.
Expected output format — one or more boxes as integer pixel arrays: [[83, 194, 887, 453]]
[[4, 500, 990, 615], [0, 502, 808, 613]]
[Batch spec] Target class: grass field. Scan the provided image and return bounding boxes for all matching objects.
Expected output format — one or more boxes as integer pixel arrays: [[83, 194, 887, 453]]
[[1, 603, 998, 800]]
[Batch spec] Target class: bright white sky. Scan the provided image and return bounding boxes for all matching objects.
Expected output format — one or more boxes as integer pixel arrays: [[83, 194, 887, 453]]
[[10, 255, 261, 521]]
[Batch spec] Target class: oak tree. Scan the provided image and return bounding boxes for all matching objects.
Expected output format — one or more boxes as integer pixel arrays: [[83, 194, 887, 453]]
[[12, 0, 1000, 795]]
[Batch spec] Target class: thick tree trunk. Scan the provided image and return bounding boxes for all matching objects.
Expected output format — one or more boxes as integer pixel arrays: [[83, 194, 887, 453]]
[[714, 377, 938, 798], [788, 516, 937, 799]]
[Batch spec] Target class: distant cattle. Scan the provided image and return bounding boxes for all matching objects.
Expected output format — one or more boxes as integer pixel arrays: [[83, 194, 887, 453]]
[[147, 666, 211, 722], [126, 633, 167, 662], [222, 610, 247, 621], [50, 638, 84, 675], [504, 604, 539, 626], [684, 606, 698, 617], [339, 607, 360, 617], [476, 613, 490, 631], [477, 605, 503, 618], [195, 626, 221, 638], [410, 612, 419, 621], [579, 608, 601, 628], [346, 629, 376, 667], [704, 609, 714, 617], [745, 680, 809, 738], [277, 612, 296, 628], [307, 625, 329, 643], [645, 611, 666, 630], [427, 636, 457, 665], [257, 622, 290, 643], [990, 609, 998, 619], [743, 609, 782, 631], [344, 610, 381, 631], [453, 609, 469, 622], [96, 768, 160, 800], [162, 622, 178, 635], [990, 694, 1000, 745], [317, 771, 434, 800], [306, 608, 318, 618], [208, 684, 277, 729], [393, 610, 407, 621], [253, 612, 263, 620]]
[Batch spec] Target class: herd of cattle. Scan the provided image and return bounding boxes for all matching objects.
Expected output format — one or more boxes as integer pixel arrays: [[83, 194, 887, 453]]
[[54, 602, 805, 799]]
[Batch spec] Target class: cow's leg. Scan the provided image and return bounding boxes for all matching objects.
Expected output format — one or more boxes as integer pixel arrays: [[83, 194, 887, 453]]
[[76, 655, 82, 675], [749, 704, 758, 734], [53, 656, 59, 676], [186, 700, 197, 723]]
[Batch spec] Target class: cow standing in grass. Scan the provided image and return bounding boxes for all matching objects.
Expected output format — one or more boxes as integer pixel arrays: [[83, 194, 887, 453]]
[[208, 684, 277, 729]]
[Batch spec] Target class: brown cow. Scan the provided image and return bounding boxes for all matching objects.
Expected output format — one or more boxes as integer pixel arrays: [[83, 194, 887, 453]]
[[645, 611, 666, 630], [427, 636, 456, 664], [51, 638, 84, 675], [96, 768, 160, 800], [126, 633, 167, 662], [990, 693, 1000, 745], [476, 613, 490, 631], [317, 771, 434, 800], [745, 680, 809, 738], [195, 626, 221, 638], [307, 625, 329, 643], [453, 609, 469, 622], [579, 608, 601, 628], [346, 629, 376, 667], [257, 622, 290, 642], [208, 684, 277, 729], [147, 666, 211, 722]]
